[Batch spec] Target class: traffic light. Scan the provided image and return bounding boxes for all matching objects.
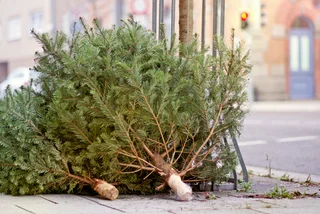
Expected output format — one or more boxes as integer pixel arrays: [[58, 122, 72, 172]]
[[240, 12, 249, 29]]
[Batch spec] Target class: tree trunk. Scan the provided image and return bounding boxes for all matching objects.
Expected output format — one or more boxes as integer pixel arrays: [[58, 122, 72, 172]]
[[179, 0, 194, 44], [93, 179, 119, 200], [166, 168, 193, 201], [153, 154, 192, 201]]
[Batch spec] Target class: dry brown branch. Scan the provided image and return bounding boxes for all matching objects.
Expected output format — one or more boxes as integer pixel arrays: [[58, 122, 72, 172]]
[[117, 149, 158, 170], [119, 163, 155, 172], [179, 104, 223, 176], [143, 169, 156, 180], [155, 182, 166, 190], [140, 92, 168, 158], [171, 128, 190, 166]]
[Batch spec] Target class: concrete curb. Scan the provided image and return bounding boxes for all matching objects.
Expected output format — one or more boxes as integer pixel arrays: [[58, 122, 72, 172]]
[[239, 165, 320, 183], [248, 101, 320, 112]]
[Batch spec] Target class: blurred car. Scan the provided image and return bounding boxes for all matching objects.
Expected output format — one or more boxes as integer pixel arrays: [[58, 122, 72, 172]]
[[0, 67, 41, 98]]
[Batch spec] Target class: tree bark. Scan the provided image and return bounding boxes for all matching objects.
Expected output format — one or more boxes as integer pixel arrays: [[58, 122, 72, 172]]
[[153, 154, 192, 201], [179, 0, 194, 44], [93, 179, 119, 200]]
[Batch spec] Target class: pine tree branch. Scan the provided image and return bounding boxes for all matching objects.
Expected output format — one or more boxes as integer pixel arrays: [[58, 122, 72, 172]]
[[65, 119, 92, 144], [118, 163, 155, 172], [182, 145, 216, 175], [143, 169, 156, 180], [180, 104, 223, 176], [140, 142, 154, 158], [119, 166, 143, 174], [171, 130, 190, 166], [117, 149, 159, 171], [155, 182, 166, 191], [7, 109, 45, 138], [116, 118, 145, 167], [69, 22, 77, 56], [0, 163, 16, 167], [80, 72, 104, 100], [160, 123, 175, 158], [179, 124, 229, 175], [139, 91, 169, 161], [50, 169, 94, 185]]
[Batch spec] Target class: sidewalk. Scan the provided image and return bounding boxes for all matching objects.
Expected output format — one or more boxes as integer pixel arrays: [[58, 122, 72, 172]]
[[249, 100, 320, 112], [1, 173, 319, 214]]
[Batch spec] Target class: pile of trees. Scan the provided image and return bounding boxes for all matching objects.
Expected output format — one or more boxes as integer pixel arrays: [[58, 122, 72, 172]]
[[0, 17, 250, 201]]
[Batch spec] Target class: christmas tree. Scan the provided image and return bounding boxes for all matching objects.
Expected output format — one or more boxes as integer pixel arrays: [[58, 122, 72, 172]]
[[0, 17, 251, 201], [0, 86, 118, 199]]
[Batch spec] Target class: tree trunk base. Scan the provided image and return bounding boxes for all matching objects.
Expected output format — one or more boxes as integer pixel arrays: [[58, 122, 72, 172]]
[[93, 179, 119, 200], [167, 170, 193, 201]]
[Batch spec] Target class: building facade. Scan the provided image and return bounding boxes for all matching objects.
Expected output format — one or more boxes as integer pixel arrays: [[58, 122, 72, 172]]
[[224, 0, 320, 100], [0, 0, 53, 82]]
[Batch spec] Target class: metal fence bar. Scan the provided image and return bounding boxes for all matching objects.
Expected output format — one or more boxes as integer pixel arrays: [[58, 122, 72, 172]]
[[212, 0, 248, 187], [220, 0, 225, 37], [212, 0, 218, 57], [159, 0, 164, 40], [171, 0, 176, 39], [152, 0, 157, 34], [150, 0, 248, 189], [116, 0, 123, 26], [201, 0, 206, 50]]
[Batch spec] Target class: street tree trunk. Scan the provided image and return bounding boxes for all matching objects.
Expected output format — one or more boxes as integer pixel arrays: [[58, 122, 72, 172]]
[[179, 0, 193, 44]]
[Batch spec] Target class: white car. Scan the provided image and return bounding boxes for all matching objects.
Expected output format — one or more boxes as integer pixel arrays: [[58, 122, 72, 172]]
[[0, 67, 41, 98]]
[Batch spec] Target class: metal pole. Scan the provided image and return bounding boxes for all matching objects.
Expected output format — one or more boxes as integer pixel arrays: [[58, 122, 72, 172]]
[[152, 0, 157, 34], [171, 0, 176, 39], [232, 138, 249, 182], [51, 0, 56, 34], [159, 0, 164, 40], [116, 0, 123, 26], [201, 0, 206, 50], [212, 0, 218, 57], [220, 0, 225, 37]]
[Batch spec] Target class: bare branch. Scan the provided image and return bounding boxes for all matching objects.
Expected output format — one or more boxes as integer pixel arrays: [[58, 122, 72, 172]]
[[180, 104, 223, 176]]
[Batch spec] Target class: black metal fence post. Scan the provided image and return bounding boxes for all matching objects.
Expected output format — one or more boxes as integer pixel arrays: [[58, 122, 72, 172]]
[[152, 0, 157, 34], [171, 0, 176, 39], [201, 0, 206, 50], [159, 0, 164, 40]]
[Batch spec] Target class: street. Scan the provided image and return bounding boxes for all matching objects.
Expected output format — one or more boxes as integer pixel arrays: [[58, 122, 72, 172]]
[[238, 111, 320, 176]]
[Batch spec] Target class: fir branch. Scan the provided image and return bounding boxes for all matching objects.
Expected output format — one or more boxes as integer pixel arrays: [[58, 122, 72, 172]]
[[68, 120, 93, 144], [0, 163, 16, 167], [139, 89, 169, 160], [118, 163, 155, 172], [6, 108, 45, 138], [93, 18, 107, 44], [117, 149, 158, 171], [69, 22, 77, 56], [170, 128, 190, 166], [180, 104, 223, 176], [80, 17, 93, 42], [143, 169, 156, 180]]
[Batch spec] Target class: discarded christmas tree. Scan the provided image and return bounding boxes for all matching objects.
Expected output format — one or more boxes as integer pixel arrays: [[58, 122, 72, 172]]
[[0, 87, 118, 200], [0, 17, 250, 200]]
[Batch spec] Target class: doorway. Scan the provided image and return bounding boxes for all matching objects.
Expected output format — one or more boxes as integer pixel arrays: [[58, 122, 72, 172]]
[[289, 16, 314, 99]]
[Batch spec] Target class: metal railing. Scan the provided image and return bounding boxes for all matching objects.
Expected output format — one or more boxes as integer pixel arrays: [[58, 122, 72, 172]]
[[150, 0, 249, 190]]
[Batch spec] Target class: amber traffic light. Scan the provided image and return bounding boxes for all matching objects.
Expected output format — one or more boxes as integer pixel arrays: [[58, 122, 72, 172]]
[[240, 12, 249, 29]]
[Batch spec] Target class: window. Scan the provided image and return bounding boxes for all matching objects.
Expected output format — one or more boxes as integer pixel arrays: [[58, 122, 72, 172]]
[[30, 10, 44, 33], [8, 16, 21, 41]]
